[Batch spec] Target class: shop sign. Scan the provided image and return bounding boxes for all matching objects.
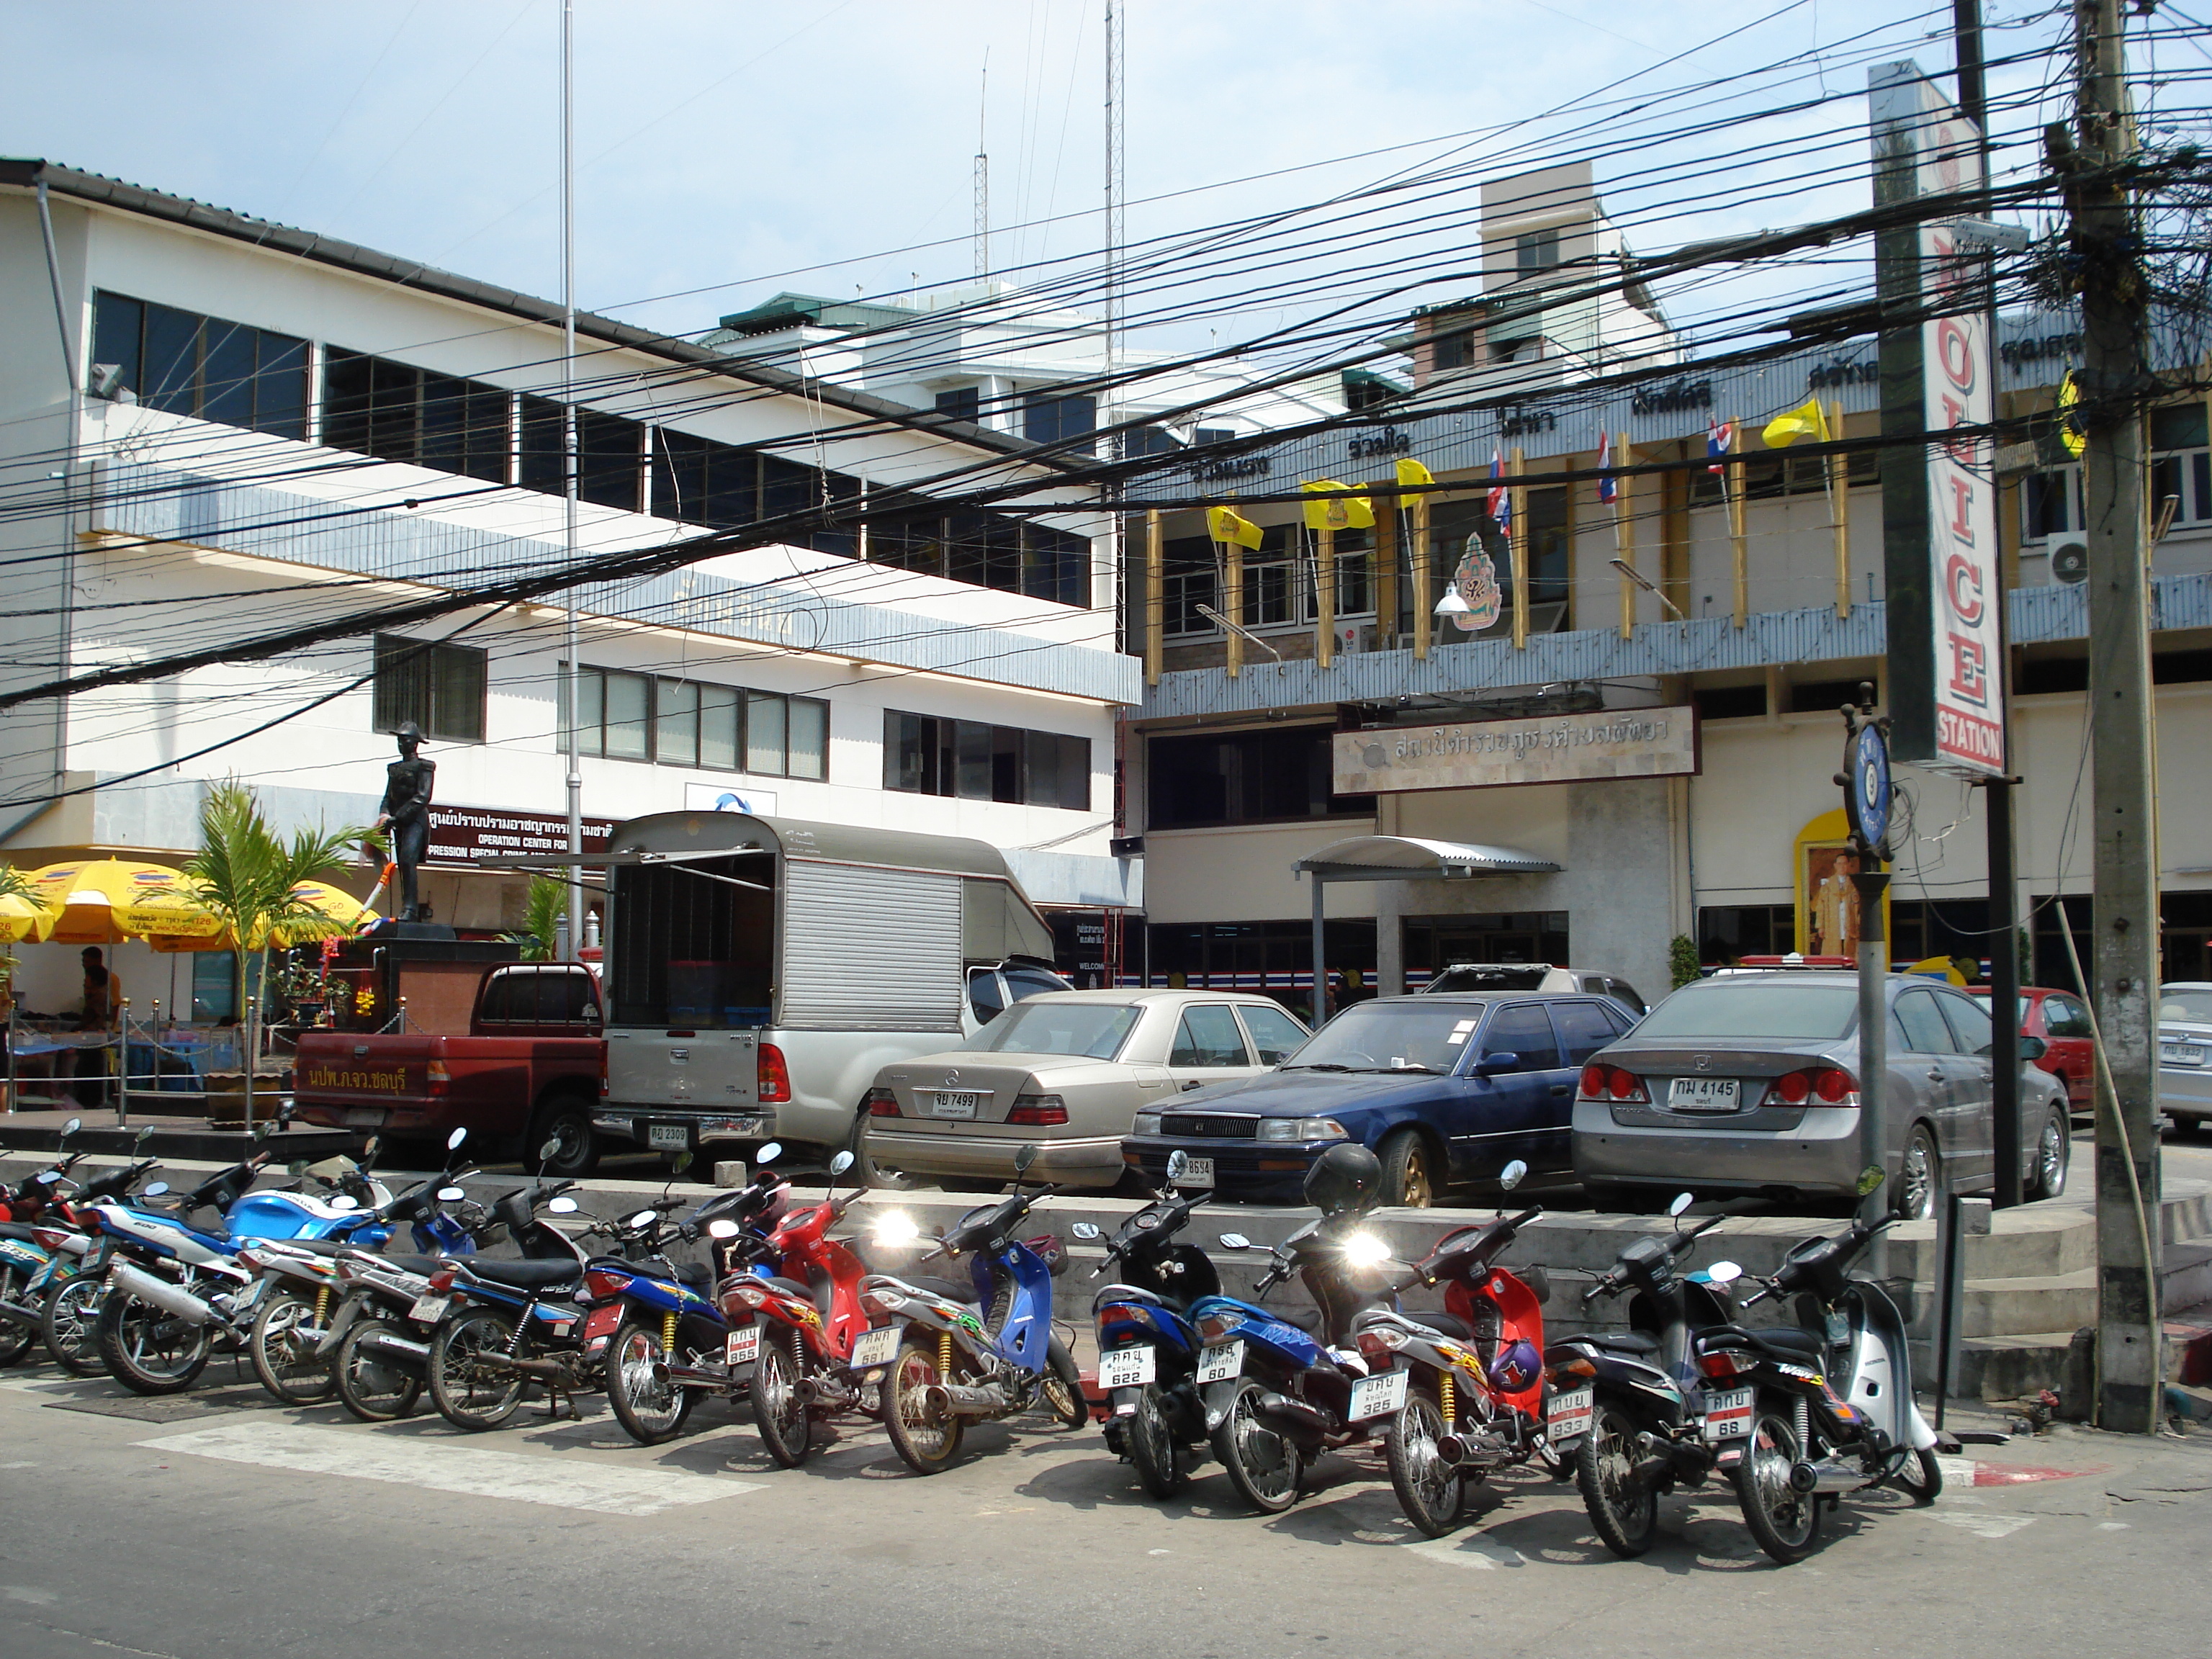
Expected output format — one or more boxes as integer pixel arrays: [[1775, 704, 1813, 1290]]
[[426, 804, 615, 866], [1333, 706, 1699, 795], [683, 783, 779, 816]]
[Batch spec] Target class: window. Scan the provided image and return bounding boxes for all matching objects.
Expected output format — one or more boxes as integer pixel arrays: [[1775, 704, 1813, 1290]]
[[2151, 403, 2212, 530], [2022, 465, 2081, 541], [1892, 989, 1959, 1054], [1635, 980, 1856, 1040], [1551, 1000, 1624, 1066], [1023, 390, 1095, 452], [373, 633, 487, 743], [565, 667, 825, 777], [1482, 1003, 1562, 1071], [1939, 992, 1996, 1056], [881, 711, 1089, 809], [1694, 683, 1767, 721], [966, 1000, 1141, 1059], [515, 397, 644, 510], [2043, 993, 2092, 1039], [873, 509, 1089, 607], [92, 292, 307, 440], [652, 429, 757, 528], [1129, 425, 1186, 457], [1431, 329, 1478, 372], [1301, 526, 1372, 620], [1236, 521, 1297, 629], [321, 349, 508, 481], [191, 950, 238, 1021], [1162, 536, 1218, 637], [1237, 1004, 1310, 1064], [1171, 1004, 1253, 1068], [967, 966, 1006, 1024], [934, 386, 981, 423], [1694, 446, 1876, 508], [1146, 726, 1373, 830], [1515, 229, 1560, 274], [1194, 427, 1236, 446]]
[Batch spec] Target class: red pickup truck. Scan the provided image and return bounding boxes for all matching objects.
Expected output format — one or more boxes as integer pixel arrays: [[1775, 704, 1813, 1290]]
[[292, 963, 605, 1173]]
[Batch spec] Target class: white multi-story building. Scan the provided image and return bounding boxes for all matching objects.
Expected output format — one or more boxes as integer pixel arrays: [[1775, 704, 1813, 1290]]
[[0, 158, 1138, 1018]]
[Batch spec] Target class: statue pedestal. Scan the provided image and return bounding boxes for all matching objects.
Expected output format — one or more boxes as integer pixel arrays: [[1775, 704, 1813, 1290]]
[[363, 920, 458, 941]]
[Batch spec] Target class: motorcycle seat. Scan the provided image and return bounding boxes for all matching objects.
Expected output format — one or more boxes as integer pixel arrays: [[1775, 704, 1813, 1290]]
[[376, 1253, 446, 1276], [904, 1275, 973, 1305], [458, 1257, 579, 1292], [1414, 1311, 1474, 1341], [0, 1222, 46, 1244], [271, 1237, 361, 1256], [1579, 1331, 1660, 1355], [1707, 1323, 1825, 1361]]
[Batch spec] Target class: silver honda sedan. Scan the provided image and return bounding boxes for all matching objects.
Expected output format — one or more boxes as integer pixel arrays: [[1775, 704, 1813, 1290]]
[[1572, 971, 2070, 1218], [2158, 982, 2212, 1132]]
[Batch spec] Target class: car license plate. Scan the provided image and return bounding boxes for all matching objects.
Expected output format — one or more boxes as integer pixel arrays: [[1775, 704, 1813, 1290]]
[[726, 1326, 760, 1367], [1546, 1385, 1593, 1443], [1197, 1340, 1244, 1385], [931, 1092, 982, 1119], [849, 1326, 901, 1370], [407, 1294, 450, 1323], [1176, 1154, 1215, 1187], [2162, 1043, 2207, 1068], [1348, 1368, 1409, 1421], [1098, 1345, 1156, 1390], [647, 1123, 690, 1150], [341, 1107, 386, 1128], [1702, 1385, 1755, 1442], [1668, 1076, 1742, 1112]]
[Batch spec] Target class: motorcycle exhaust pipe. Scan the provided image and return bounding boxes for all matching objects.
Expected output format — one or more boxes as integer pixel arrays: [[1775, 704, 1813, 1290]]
[[1254, 1391, 1331, 1437], [0, 1298, 44, 1328], [110, 1260, 215, 1327], [924, 1381, 1010, 1417], [355, 1328, 429, 1366], [651, 1362, 735, 1389], [1787, 1457, 1868, 1496], [1435, 1431, 1511, 1468]]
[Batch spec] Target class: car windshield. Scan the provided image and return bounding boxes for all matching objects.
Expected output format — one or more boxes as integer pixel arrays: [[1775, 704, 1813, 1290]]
[[2161, 987, 2212, 1025], [963, 1002, 1143, 1061], [1634, 981, 1859, 1041], [1282, 1002, 1487, 1074]]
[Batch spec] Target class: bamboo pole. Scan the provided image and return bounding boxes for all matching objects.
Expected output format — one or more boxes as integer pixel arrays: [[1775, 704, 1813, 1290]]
[[1374, 489, 1398, 647], [1411, 493, 1432, 660], [1727, 420, 1749, 627], [1316, 524, 1336, 668], [1510, 446, 1529, 649], [1614, 432, 1635, 639], [1221, 530, 1244, 678], [1828, 397, 1851, 618], [1143, 508, 1164, 687]]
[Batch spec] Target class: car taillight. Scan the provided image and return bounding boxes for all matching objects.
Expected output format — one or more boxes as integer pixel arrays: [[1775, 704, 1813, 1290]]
[[585, 1269, 631, 1301], [757, 1044, 792, 1105], [1007, 1094, 1068, 1125], [426, 1061, 451, 1096], [1578, 1064, 1606, 1098], [1763, 1066, 1856, 1107], [1581, 1064, 1647, 1103], [863, 1087, 901, 1118], [599, 1066, 610, 1099]]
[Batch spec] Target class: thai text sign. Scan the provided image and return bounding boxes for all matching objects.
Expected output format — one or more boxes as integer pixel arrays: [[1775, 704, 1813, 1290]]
[[1333, 706, 1699, 795], [426, 805, 615, 865]]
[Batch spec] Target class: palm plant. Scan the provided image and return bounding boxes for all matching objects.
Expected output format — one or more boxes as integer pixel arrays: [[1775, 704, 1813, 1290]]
[[179, 779, 377, 1126], [503, 876, 570, 962]]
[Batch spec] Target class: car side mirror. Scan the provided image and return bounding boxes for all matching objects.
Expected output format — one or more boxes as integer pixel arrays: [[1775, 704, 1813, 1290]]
[[2019, 1035, 2047, 1062], [1474, 1052, 1521, 1076], [1070, 1222, 1102, 1241]]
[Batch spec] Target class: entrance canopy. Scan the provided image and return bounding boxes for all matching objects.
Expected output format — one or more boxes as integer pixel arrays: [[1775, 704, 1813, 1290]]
[[1292, 837, 1562, 1022]]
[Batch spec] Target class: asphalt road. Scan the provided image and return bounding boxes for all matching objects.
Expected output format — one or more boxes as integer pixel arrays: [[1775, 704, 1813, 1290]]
[[4, 1357, 2208, 1659]]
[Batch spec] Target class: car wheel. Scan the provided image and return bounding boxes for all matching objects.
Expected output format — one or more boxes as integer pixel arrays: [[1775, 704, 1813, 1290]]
[[848, 1110, 917, 1192], [526, 1094, 597, 1178], [1895, 1124, 1941, 1222], [2028, 1110, 2069, 1200], [1378, 1129, 1439, 1208]]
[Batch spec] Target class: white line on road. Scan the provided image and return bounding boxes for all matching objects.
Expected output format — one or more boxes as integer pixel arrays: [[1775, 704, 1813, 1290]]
[[1403, 1536, 1527, 1570], [136, 1421, 763, 1516]]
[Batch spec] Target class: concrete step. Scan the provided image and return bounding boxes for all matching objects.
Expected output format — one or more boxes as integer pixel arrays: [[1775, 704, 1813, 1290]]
[[1908, 1241, 2212, 1349], [1951, 1330, 2085, 1403]]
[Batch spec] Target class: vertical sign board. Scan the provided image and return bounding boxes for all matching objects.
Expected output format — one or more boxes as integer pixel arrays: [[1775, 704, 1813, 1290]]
[[1870, 63, 2006, 775]]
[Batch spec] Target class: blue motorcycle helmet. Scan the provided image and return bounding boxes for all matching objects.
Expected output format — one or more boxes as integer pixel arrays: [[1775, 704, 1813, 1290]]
[[1488, 1336, 1543, 1393]]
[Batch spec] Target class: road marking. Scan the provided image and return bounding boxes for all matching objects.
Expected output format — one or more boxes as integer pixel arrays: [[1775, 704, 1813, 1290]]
[[1937, 1453, 2100, 1488], [1404, 1536, 1527, 1570], [1923, 1510, 2036, 1539], [4, 1588, 58, 1605], [135, 1421, 763, 1516]]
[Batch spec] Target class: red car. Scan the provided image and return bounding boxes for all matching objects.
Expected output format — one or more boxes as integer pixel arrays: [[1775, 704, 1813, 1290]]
[[1972, 985, 2095, 1115]]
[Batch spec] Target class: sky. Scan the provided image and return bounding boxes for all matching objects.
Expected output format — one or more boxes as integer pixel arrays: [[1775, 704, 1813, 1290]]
[[0, 1, 2073, 368]]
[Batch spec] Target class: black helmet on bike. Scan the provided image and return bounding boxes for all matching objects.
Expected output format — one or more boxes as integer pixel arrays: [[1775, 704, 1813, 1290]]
[[1303, 1143, 1382, 1216]]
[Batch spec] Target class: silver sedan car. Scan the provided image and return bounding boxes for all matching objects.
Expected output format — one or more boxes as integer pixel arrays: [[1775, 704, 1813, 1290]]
[[2158, 983, 2212, 1132], [1572, 971, 2071, 1218], [860, 990, 1311, 1190]]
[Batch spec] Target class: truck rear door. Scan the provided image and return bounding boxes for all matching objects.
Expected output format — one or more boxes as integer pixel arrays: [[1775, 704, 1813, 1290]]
[[292, 1035, 439, 1128]]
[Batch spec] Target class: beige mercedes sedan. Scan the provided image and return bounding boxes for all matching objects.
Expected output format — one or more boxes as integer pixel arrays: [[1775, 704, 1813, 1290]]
[[859, 989, 1311, 1190]]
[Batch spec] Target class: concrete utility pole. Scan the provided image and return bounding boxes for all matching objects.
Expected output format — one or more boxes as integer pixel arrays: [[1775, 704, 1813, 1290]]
[[560, 0, 585, 966], [2070, 0, 2163, 1433]]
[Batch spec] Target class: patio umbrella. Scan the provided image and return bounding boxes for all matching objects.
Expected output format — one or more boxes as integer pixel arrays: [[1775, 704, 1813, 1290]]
[[140, 879, 374, 951], [0, 891, 53, 943], [19, 858, 222, 946]]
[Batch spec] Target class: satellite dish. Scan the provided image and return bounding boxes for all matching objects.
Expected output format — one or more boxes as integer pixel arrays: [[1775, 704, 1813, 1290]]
[[2051, 538, 2088, 585]]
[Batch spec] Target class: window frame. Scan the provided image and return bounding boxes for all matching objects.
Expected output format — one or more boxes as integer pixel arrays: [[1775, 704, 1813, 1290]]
[[880, 710, 1089, 810], [565, 666, 826, 778]]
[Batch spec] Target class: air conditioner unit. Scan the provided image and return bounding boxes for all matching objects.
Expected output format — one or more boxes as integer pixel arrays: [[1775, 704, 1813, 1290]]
[[2051, 538, 2089, 585], [1334, 621, 1373, 657]]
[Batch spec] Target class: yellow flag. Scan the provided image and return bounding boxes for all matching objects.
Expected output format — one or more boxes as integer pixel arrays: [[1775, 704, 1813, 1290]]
[[1761, 397, 1831, 449], [1395, 458, 1434, 490], [1300, 479, 1375, 531], [2058, 371, 2086, 458], [1206, 506, 1264, 549]]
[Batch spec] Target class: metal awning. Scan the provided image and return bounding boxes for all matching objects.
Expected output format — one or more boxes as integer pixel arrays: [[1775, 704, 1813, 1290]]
[[1293, 835, 1562, 883]]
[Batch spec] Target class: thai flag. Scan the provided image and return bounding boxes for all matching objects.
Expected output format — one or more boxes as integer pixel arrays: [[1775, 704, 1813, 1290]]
[[1707, 418, 1735, 472], [1487, 448, 1511, 533], [1596, 433, 1617, 505]]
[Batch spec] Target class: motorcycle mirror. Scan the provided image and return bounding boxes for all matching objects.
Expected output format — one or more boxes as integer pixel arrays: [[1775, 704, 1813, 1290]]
[[546, 1196, 580, 1214], [446, 1128, 468, 1151], [61, 1116, 82, 1137], [1704, 1260, 1744, 1285], [1498, 1159, 1529, 1192], [1856, 1164, 1887, 1197], [755, 1142, 783, 1166], [1165, 1149, 1192, 1185], [828, 1150, 854, 1177], [626, 1209, 660, 1229], [670, 1152, 693, 1175], [537, 1137, 562, 1163], [287, 1161, 310, 1177], [436, 1186, 467, 1202], [1069, 1221, 1102, 1241], [253, 1122, 276, 1140], [1014, 1144, 1039, 1175], [135, 1125, 155, 1146], [706, 1218, 740, 1239], [326, 1195, 359, 1212], [1668, 1192, 1694, 1219], [1218, 1233, 1252, 1251], [361, 1136, 380, 1161], [143, 1182, 169, 1197]]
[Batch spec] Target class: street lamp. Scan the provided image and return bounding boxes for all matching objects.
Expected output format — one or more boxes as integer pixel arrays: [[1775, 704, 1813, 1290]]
[[1609, 556, 1684, 621], [1433, 588, 1471, 618]]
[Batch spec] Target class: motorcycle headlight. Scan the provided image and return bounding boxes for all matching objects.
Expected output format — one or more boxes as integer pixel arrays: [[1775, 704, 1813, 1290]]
[[873, 1211, 921, 1247], [1130, 1112, 1162, 1136], [1341, 1232, 1392, 1269], [1258, 1117, 1349, 1143]]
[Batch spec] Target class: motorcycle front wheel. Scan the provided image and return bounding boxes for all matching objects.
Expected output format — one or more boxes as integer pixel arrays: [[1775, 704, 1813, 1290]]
[[40, 1269, 106, 1376], [606, 1317, 696, 1445], [1887, 1444, 1943, 1504], [249, 1287, 337, 1404], [1576, 1403, 1658, 1558], [1734, 1396, 1822, 1564], [0, 1266, 36, 1366], [333, 1318, 423, 1422], [1040, 1336, 1087, 1430], [1210, 1378, 1301, 1514], [751, 1324, 812, 1467], [1126, 1382, 1185, 1500], [881, 1331, 964, 1475], [1386, 1385, 1463, 1538], [428, 1308, 526, 1431], [96, 1287, 213, 1395]]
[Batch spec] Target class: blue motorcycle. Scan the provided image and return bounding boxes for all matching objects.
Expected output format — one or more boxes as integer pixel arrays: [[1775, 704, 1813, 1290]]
[[859, 1144, 1085, 1475]]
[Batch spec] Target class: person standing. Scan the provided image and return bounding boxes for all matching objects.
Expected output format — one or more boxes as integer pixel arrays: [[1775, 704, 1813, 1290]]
[[77, 946, 120, 1030]]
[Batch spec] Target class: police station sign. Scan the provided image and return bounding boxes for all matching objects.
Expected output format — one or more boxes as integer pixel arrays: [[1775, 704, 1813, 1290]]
[[1333, 706, 1699, 795]]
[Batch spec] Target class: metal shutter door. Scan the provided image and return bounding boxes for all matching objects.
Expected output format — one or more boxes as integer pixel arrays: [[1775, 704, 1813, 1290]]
[[779, 861, 963, 1030]]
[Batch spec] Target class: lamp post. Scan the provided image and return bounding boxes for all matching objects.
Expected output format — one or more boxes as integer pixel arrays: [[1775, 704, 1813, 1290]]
[[1836, 684, 1893, 1229]]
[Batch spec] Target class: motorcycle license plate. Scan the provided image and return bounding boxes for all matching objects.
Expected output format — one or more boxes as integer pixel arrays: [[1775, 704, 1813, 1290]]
[[1098, 1345, 1156, 1390], [849, 1326, 901, 1370], [931, 1092, 982, 1119], [407, 1294, 450, 1323], [727, 1326, 760, 1367], [1547, 1386, 1594, 1443], [1702, 1385, 1755, 1442], [1197, 1340, 1244, 1385], [1348, 1368, 1409, 1421], [582, 1303, 621, 1341], [647, 1124, 689, 1151]]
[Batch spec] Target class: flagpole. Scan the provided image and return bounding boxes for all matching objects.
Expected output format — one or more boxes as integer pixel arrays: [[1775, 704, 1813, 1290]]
[[1316, 523, 1336, 669], [1220, 522, 1244, 678], [1727, 419, 1749, 628], [1614, 433, 1635, 640], [1509, 446, 1529, 651], [1143, 508, 1164, 688], [1828, 397, 1851, 619]]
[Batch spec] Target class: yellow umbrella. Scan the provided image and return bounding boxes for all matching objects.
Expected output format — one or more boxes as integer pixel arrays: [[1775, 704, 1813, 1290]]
[[20, 858, 222, 946], [141, 879, 374, 952], [0, 891, 53, 943]]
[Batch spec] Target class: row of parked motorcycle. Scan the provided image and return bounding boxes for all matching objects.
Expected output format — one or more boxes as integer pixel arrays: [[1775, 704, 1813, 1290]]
[[0, 1120, 1941, 1565]]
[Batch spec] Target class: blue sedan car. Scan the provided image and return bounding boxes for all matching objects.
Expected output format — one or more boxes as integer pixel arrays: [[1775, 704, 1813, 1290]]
[[1120, 992, 1637, 1206]]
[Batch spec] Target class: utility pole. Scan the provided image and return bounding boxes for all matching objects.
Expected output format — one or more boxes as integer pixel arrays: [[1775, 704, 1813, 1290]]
[[2069, 0, 2162, 1433], [1102, 1, 1125, 639], [559, 0, 585, 967]]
